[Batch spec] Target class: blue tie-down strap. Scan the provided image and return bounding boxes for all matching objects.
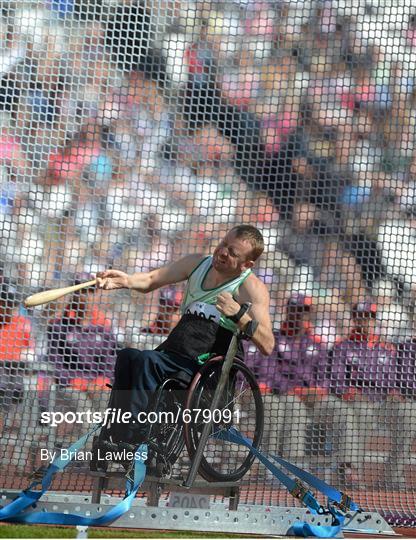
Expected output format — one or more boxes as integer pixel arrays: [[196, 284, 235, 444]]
[[0, 426, 147, 526], [266, 451, 361, 513], [215, 427, 345, 538], [0, 424, 101, 521]]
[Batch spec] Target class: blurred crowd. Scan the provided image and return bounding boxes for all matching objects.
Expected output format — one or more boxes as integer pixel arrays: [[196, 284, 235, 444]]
[[1, 0, 416, 486]]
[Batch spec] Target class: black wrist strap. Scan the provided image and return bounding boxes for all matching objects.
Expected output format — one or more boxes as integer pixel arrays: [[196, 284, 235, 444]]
[[229, 302, 250, 323], [242, 319, 259, 341]]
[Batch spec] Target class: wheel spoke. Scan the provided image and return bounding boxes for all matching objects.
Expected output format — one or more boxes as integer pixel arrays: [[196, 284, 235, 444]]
[[184, 360, 264, 482]]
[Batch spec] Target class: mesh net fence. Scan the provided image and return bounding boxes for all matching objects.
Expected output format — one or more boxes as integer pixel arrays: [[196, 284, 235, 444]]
[[1, 0, 416, 527]]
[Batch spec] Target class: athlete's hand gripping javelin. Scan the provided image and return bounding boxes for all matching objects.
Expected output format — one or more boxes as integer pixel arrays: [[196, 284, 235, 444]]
[[96, 269, 129, 290]]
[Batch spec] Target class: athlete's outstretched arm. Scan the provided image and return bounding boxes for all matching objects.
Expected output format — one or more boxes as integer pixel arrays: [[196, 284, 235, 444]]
[[97, 254, 204, 293], [216, 276, 275, 356]]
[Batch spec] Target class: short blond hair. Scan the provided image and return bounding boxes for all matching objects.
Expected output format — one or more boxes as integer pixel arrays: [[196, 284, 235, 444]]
[[230, 225, 264, 261]]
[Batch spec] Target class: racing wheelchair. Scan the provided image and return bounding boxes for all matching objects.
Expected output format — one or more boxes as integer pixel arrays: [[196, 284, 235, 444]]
[[90, 321, 264, 485]]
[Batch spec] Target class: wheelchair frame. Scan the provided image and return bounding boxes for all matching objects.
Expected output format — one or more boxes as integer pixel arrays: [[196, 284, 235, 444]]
[[146, 314, 264, 487]]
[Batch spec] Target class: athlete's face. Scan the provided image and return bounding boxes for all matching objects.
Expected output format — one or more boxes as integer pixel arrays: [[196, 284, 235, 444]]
[[212, 232, 255, 275]]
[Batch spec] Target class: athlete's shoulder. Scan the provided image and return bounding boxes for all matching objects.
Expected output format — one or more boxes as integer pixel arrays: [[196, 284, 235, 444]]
[[240, 272, 270, 299], [183, 253, 210, 275]]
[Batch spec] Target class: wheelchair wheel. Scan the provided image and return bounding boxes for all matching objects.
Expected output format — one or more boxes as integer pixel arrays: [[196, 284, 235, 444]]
[[146, 381, 186, 477], [184, 358, 263, 482]]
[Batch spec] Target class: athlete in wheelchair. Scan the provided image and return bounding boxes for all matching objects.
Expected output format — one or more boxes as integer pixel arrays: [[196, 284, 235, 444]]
[[90, 225, 275, 482]]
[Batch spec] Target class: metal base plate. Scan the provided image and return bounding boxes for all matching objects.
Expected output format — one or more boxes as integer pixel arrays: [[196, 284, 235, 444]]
[[0, 490, 396, 537]]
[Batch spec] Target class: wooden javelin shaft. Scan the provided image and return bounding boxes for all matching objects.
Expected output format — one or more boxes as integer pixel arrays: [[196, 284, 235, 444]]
[[23, 279, 97, 307]]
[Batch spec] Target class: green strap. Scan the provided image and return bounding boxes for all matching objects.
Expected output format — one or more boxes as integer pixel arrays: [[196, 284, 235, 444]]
[[196, 352, 216, 365]]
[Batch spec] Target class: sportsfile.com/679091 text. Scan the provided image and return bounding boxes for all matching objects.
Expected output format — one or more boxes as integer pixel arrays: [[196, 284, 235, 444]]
[[40, 408, 241, 427]]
